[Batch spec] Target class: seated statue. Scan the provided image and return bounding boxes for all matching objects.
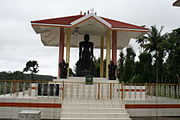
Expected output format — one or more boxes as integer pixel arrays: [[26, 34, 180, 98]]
[[76, 34, 96, 76]]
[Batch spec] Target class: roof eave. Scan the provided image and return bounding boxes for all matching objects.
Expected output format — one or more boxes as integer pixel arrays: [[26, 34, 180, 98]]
[[31, 23, 149, 33], [31, 23, 71, 28], [112, 27, 149, 32]]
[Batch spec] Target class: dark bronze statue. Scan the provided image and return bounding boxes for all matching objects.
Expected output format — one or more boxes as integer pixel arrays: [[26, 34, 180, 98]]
[[59, 60, 68, 78], [108, 61, 117, 80], [76, 34, 96, 76], [79, 34, 94, 62]]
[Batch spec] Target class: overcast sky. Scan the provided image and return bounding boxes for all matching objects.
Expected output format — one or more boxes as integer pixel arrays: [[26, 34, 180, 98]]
[[0, 0, 179, 76]]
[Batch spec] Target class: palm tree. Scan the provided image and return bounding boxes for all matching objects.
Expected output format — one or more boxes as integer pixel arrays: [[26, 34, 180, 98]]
[[137, 26, 165, 83]]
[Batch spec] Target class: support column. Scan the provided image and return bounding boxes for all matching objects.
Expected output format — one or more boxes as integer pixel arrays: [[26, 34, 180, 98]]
[[100, 36, 104, 78], [112, 31, 117, 65], [66, 29, 71, 77], [58, 28, 65, 78], [106, 29, 111, 78]]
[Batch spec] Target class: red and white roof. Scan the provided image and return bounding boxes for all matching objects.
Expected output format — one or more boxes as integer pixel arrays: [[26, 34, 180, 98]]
[[31, 13, 148, 49]]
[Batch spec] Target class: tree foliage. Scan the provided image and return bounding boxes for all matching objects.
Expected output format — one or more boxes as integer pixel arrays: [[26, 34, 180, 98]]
[[124, 47, 136, 83], [0, 71, 54, 81], [23, 60, 39, 80], [117, 26, 180, 84]]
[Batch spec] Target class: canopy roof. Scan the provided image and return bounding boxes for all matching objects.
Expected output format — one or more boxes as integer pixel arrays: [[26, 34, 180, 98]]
[[31, 13, 148, 49]]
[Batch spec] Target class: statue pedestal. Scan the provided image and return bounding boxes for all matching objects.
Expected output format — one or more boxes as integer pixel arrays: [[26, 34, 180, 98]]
[[53, 77, 119, 83]]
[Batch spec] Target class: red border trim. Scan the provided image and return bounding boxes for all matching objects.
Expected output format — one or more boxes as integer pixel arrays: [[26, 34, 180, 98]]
[[1, 102, 180, 109], [0, 102, 61, 108], [117, 89, 145, 92], [31, 87, 36, 89], [125, 104, 180, 109]]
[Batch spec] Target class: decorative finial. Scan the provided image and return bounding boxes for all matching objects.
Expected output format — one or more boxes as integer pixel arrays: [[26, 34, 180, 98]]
[[90, 8, 94, 14]]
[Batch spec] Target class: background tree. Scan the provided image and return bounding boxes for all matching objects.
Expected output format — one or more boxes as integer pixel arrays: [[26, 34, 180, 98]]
[[164, 28, 180, 83], [123, 47, 136, 83], [11, 71, 24, 80], [69, 68, 75, 77], [117, 51, 125, 82], [135, 52, 154, 83], [23, 60, 39, 80], [94, 57, 100, 77]]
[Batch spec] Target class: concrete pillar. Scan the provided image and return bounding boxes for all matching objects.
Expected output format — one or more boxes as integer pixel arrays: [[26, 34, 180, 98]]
[[112, 31, 117, 65], [66, 29, 71, 77], [58, 28, 65, 77], [100, 36, 104, 78], [106, 29, 111, 78]]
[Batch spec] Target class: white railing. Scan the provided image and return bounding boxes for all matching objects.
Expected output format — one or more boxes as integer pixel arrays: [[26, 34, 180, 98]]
[[0, 80, 179, 100]]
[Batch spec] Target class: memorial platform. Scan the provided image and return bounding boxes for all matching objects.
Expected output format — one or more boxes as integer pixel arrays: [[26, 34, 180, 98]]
[[0, 79, 180, 119]]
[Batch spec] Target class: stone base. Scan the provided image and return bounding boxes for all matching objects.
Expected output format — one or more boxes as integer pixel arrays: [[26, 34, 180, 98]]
[[19, 110, 41, 120], [53, 77, 119, 83]]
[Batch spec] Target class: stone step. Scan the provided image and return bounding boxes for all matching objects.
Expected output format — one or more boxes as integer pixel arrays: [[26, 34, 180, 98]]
[[62, 104, 123, 108], [62, 99, 123, 104], [60, 118, 131, 120], [63, 99, 122, 102], [60, 99, 131, 120], [62, 108, 127, 113], [61, 113, 129, 118]]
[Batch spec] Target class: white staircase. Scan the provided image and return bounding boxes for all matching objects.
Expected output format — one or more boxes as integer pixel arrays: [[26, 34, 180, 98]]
[[60, 99, 131, 120]]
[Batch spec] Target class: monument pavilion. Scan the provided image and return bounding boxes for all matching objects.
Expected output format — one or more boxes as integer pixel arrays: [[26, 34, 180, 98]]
[[31, 11, 148, 79]]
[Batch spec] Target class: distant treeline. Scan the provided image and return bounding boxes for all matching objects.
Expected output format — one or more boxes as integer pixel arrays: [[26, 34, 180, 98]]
[[0, 71, 55, 81]]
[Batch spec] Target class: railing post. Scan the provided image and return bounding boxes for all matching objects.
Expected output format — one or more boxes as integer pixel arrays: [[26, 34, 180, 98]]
[[94, 83, 97, 99], [28, 83, 31, 96], [47, 83, 50, 97], [62, 81, 64, 99], [145, 83, 148, 99], [140, 84, 142, 99], [129, 85, 131, 99], [97, 83, 100, 99], [41, 83, 44, 97], [10, 82, 13, 96], [16, 82, 19, 96], [23, 82, 26, 96], [121, 83, 124, 101], [53, 83, 57, 97], [134, 84, 137, 99], [110, 83, 112, 99], [176, 85, 179, 99], [76, 83, 78, 98], [4, 81, 7, 96]]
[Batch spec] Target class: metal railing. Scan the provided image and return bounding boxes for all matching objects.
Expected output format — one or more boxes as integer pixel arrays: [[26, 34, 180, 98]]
[[145, 83, 180, 99], [0, 80, 179, 100]]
